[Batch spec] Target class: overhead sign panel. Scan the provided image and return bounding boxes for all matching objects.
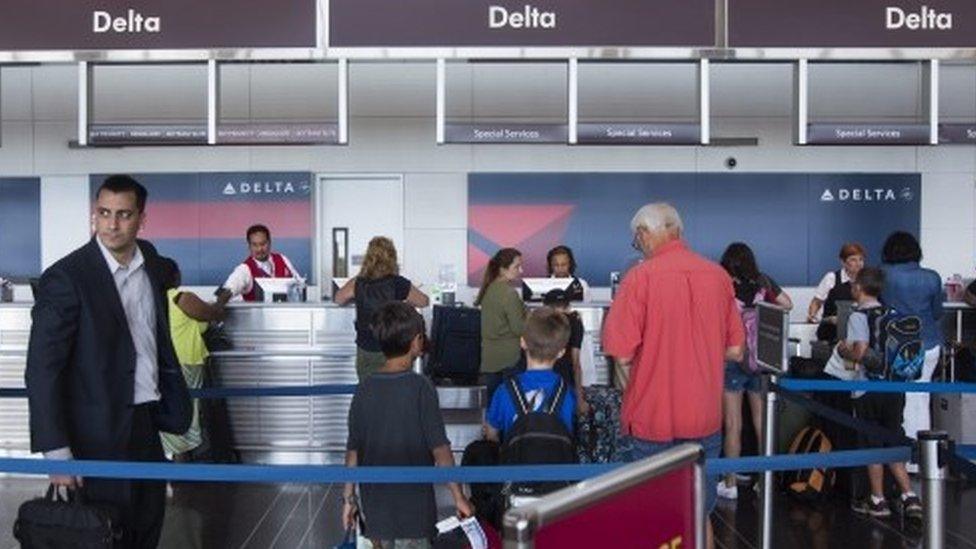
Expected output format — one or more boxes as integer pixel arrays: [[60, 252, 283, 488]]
[[329, 0, 715, 48], [0, 0, 317, 51], [729, 0, 976, 48]]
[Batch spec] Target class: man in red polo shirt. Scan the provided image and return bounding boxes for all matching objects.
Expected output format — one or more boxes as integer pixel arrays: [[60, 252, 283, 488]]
[[603, 203, 744, 549]]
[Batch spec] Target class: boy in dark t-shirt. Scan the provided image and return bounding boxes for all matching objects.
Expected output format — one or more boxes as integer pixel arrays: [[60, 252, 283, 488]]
[[543, 289, 588, 416], [343, 302, 473, 545]]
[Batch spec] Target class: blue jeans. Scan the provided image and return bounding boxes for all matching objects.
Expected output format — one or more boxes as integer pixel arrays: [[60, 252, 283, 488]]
[[619, 431, 723, 515], [724, 361, 760, 393]]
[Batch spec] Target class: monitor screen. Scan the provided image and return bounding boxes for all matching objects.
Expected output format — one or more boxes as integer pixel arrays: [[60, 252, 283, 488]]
[[521, 278, 573, 302]]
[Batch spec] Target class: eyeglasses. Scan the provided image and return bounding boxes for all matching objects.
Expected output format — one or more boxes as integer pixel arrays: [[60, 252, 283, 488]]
[[631, 233, 642, 252]]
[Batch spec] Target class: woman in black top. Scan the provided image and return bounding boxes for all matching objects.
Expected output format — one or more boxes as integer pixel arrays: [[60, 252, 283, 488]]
[[808, 242, 866, 342], [547, 245, 589, 302], [334, 236, 429, 380]]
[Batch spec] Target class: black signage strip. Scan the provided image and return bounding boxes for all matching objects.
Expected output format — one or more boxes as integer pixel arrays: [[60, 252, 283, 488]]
[[806, 123, 931, 146], [939, 123, 976, 144], [329, 0, 715, 48], [576, 123, 701, 145], [729, 0, 976, 48], [85, 122, 341, 146], [0, 0, 317, 52], [443, 123, 568, 144]]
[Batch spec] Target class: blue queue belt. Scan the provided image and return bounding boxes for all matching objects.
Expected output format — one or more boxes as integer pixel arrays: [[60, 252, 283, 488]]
[[0, 384, 359, 400], [0, 447, 910, 484], [778, 379, 976, 394], [772, 382, 976, 480]]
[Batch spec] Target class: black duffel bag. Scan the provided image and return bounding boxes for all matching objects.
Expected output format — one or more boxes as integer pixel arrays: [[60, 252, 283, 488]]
[[14, 485, 121, 548]]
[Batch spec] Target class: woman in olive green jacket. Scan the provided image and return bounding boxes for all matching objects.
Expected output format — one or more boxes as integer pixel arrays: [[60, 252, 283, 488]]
[[475, 248, 526, 395]]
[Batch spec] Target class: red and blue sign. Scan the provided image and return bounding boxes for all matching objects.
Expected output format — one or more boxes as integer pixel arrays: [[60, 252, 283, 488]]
[[468, 173, 921, 287], [89, 172, 313, 286], [0, 177, 41, 280]]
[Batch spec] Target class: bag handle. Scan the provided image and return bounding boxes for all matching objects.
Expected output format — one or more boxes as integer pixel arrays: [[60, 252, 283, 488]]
[[505, 377, 529, 418]]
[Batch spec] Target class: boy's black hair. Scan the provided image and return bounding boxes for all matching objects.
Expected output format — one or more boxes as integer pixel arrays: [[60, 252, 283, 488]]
[[855, 266, 885, 298], [371, 301, 426, 359], [881, 231, 922, 264], [97, 174, 148, 212], [542, 289, 571, 308]]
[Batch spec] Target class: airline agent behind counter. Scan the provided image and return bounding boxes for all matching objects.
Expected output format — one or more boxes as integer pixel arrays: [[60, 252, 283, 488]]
[[220, 224, 304, 302], [547, 245, 590, 302]]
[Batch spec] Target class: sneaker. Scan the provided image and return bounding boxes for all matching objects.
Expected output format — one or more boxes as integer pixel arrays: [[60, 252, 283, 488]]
[[852, 497, 891, 518], [717, 482, 738, 500], [902, 495, 923, 519]]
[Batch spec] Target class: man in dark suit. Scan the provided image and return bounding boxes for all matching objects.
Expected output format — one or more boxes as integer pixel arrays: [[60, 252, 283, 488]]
[[26, 174, 191, 549]]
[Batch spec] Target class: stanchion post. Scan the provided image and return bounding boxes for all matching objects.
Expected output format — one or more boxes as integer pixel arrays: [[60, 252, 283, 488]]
[[919, 430, 949, 549], [759, 373, 777, 549]]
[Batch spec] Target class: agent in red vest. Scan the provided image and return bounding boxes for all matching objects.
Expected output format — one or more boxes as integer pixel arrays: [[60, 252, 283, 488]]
[[221, 224, 303, 302]]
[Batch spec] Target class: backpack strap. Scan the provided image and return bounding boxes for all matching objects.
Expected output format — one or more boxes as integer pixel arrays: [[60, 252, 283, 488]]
[[541, 377, 567, 415], [505, 376, 530, 418]]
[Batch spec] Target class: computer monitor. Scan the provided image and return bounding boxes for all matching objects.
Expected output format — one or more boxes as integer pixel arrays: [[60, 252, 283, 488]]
[[253, 277, 301, 303], [835, 300, 855, 341], [521, 278, 573, 302]]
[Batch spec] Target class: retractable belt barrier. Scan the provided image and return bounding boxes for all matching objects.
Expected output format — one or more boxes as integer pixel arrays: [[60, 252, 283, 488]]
[[0, 384, 359, 400], [0, 447, 911, 485], [772, 381, 976, 480]]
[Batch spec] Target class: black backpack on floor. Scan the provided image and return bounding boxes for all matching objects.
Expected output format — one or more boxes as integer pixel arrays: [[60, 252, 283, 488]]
[[500, 376, 576, 497], [781, 426, 836, 502]]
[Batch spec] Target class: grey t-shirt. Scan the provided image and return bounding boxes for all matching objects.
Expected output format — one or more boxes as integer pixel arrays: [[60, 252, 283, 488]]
[[347, 371, 450, 540]]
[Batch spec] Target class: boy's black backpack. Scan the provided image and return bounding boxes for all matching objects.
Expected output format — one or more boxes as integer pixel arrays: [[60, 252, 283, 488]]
[[780, 426, 835, 502], [864, 306, 925, 381], [500, 376, 576, 496]]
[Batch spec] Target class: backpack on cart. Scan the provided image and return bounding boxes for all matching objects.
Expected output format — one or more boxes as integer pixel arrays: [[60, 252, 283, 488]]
[[500, 376, 576, 497]]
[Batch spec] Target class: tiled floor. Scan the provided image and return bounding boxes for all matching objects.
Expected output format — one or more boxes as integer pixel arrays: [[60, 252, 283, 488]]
[[0, 476, 973, 548]]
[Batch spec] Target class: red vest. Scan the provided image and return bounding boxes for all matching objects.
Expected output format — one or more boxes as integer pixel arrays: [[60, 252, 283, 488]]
[[242, 253, 293, 302]]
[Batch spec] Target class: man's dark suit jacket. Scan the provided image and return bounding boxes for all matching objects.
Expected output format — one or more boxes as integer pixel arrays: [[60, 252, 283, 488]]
[[25, 237, 191, 458]]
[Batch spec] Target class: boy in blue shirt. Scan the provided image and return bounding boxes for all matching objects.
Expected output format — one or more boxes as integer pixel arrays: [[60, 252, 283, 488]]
[[485, 307, 576, 441]]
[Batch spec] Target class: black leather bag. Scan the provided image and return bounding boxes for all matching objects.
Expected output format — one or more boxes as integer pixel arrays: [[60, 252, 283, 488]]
[[14, 485, 122, 548]]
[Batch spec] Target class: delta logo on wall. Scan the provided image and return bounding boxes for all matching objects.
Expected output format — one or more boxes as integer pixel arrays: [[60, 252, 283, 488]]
[[89, 172, 313, 285], [819, 186, 915, 202]]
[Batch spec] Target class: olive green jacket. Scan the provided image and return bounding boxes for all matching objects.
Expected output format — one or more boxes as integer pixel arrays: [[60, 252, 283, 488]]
[[479, 279, 526, 373]]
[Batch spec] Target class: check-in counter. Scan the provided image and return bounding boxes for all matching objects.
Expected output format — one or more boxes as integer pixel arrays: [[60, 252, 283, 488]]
[[0, 303, 31, 455], [211, 303, 486, 464]]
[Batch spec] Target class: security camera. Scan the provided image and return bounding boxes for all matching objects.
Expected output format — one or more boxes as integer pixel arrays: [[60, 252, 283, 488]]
[[725, 157, 737, 170]]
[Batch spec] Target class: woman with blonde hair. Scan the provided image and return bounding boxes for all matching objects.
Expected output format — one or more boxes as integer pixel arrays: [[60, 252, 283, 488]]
[[335, 237, 429, 380]]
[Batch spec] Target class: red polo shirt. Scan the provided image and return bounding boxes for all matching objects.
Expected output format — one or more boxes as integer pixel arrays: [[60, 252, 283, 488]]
[[603, 239, 744, 442]]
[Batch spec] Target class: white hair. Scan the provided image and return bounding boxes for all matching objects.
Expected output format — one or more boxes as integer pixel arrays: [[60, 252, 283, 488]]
[[630, 203, 683, 236]]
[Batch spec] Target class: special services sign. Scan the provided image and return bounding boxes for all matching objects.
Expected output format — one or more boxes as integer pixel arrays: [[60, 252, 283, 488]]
[[0, 0, 317, 51]]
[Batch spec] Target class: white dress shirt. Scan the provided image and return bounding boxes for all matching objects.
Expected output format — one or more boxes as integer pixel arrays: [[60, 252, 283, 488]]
[[97, 238, 160, 405], [222, 253, 303, 298]]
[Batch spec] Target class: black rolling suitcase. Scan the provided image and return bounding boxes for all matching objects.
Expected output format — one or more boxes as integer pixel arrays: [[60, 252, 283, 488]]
[[429, 305, 482, 384]]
